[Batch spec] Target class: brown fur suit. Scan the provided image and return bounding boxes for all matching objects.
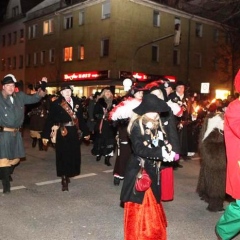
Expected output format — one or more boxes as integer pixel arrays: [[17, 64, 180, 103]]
[[196, 112, 226, 212]]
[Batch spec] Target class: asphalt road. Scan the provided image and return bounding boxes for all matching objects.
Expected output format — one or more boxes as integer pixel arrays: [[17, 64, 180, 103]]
[[0, 128, 238, 240]]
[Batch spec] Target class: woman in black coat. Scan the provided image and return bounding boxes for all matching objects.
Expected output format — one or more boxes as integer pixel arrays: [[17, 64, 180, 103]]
[[120, 94, 176, 240], [91, 88, 116, 166], [42, 85, 90, 191]]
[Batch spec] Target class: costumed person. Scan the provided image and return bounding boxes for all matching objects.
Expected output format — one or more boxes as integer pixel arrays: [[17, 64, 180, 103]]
[[42, 85, 90, 191], [109, 85, 144, 186], [215, 70, 240, 240], [144, 81, 181, 201], [0, 74, 46, 194], [28, 96, 49, 151], [196, 112, 226, 212], [86, 91, 100, 142], [120, 94, 176, 240], [169, 81, 192, 160], [91, 87, 116, 166]]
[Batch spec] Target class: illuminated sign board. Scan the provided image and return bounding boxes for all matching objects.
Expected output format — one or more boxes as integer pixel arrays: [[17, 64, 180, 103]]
[[64, 70, 109, 81], [119, 71, 175, 82]]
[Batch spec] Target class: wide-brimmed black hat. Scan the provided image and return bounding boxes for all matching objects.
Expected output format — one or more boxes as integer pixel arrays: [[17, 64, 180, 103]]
[[133, 94, 170, 115], [60, 85, 73, 91], [1, 74, 17, 85]]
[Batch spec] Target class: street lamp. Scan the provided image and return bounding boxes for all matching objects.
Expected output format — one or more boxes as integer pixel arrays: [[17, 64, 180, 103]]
[[131, 30, 181, 80]]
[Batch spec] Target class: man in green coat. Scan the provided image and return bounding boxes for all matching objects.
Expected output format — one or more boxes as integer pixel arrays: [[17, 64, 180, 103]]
[[0, 74, 46, 194]]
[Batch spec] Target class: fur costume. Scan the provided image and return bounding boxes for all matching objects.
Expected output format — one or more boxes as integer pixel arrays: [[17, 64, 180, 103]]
[[196, 112, 227, 212]]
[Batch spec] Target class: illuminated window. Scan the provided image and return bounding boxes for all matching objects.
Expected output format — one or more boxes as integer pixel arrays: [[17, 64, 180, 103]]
[[64, 47, 73, 61], [79, 11, 85, 25], [152, 45, 159, 62], [28, 24, 37, 39], [101, 39, 109, 57], [102, 0, 110, 19], [196, 23, 203, 37], [43, 19, 54, 35], [173, 49, 180, 65], [215, 90, 230, 100], [153, 10, 160, 27], [41, 51, 46, 65], [64, 15, 73, 29], [49, 49, 55, 63], [78, 45, 84, 60]]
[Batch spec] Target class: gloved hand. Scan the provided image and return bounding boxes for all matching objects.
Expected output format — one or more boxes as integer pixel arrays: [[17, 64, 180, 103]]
[[162, 146, 175, 162], [174, 153, 180, 161], [42, 138, 49, 146]]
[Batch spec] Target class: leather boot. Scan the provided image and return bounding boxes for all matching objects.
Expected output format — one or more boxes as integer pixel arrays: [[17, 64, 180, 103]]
[[114, 177, 120, 186], [61, 176, 69, 191], [38, 138, 44, 151], [104, 156, 112, 166], [32, 138, 37, 148], [96, 155, 101, 161], [1, 167, 11, 194]]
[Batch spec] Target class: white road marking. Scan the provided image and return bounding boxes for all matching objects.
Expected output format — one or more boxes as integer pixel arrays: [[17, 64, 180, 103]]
[[103, 169, 113, 173], [0, 185, 26, 193], [36, 173, 97, 186], [1, 172, 111, 192]]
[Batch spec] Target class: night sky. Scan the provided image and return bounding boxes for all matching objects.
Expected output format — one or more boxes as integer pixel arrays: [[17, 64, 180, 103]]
[[0, 0, 9, 21]]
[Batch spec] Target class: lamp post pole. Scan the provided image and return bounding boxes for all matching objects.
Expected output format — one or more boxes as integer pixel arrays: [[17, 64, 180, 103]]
[[131, 33, 175, 78]]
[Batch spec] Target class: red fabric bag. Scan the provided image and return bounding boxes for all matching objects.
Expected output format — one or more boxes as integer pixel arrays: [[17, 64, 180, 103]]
[[161, 167, 174, 201], [134, 168, 152, 192]]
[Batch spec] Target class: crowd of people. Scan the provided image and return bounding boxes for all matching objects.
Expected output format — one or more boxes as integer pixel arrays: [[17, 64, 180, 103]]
[[1, 72, 240, 239]]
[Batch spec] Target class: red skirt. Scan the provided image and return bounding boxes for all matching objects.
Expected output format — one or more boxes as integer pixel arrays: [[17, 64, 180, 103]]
[[124, 188, 167, 240]]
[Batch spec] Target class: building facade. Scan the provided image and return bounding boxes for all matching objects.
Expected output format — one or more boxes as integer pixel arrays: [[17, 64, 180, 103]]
[[0, 0, 235, 98]]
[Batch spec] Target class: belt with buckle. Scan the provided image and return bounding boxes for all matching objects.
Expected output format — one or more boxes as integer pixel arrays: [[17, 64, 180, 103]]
[[0, 126, 21, 132], [61, 122, 75, 127]]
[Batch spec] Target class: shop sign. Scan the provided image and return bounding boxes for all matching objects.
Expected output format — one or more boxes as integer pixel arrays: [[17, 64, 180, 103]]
[[200, 82, 210, 93], [119, 71, 175, 82], [64, 70, 109, 81]]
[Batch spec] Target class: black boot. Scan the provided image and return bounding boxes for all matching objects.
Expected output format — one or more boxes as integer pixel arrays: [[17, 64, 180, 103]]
[[114, 177, 120, 186], [38, 138, 44, 151], [96, 155, 101, 161], [104, 156, 112, 166], [9, 165, 15, 182], [32, 138, 37, 148], [1, 167, 11, 194], [61, 176, 69, 191]]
